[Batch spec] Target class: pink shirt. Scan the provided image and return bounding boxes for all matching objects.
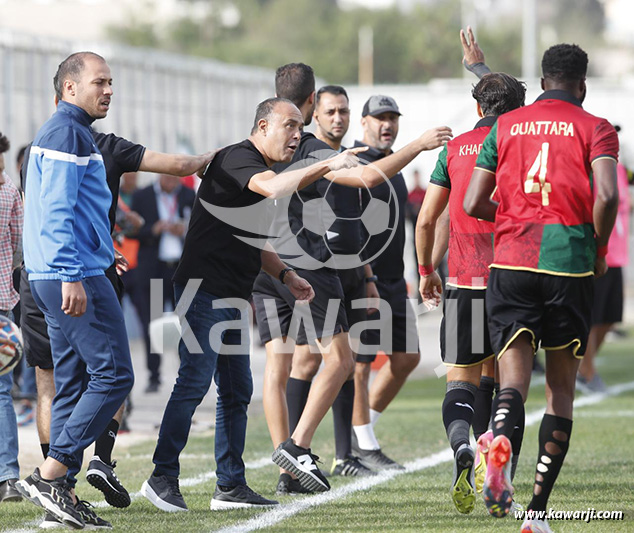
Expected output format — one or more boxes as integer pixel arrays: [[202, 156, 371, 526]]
[[607, 163, 630, 267]]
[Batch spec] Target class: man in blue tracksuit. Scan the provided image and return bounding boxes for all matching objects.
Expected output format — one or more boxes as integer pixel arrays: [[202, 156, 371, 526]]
[[16, 52, 134, 529]]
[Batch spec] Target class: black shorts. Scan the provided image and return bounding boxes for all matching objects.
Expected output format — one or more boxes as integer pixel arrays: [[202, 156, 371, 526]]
[[337, 267, 367, 329], [252, 268, 348, 345], [20, 265, 124, 369], [440, 287, 494, 367], [592, 267, 623, 325], [358, 277, 419, 362], [486, 268, 594, 358], [21, 268, 53, 369]]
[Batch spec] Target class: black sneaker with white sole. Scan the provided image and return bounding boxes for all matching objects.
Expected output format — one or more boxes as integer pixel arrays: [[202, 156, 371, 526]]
[[86, 456, 130, 508], [275, 474, 314, 496], [330, 455, 377, 477], [272, 439, 330, 492], [15, 468, 85, 529], [141, 474, 187, 512], [351, 432, 405, 471], [74, 500, 112, 529], [210, 485, 278, 510]]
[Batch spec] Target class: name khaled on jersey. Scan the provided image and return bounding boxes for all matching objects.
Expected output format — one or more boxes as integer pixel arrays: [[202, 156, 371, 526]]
[[459, 144, 482, 156], [510, 121, 574, 137]]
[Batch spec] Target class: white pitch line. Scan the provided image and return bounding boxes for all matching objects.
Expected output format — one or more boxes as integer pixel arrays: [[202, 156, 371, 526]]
[[214, 380, 634, 533]]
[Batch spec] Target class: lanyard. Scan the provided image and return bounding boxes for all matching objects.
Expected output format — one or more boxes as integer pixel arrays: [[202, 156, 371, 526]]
[[160, 193, 178, 222]]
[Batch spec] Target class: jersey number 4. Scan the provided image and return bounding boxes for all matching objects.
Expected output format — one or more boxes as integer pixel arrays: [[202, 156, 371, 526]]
[[524, 142, 551, 206]]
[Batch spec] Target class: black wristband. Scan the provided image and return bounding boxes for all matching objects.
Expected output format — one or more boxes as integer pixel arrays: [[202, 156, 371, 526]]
[[365, 275, 378, 284], [279, 267, 295, 284], [462, 60, 492, 79]]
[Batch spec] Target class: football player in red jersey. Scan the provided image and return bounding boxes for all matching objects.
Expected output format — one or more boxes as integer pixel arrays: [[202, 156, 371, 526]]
[[464, 44, 619, 532], [416, 72, 525, 514]]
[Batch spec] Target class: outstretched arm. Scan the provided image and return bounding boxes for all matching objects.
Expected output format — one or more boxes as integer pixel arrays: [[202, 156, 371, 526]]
[[460, 26, 491, 79], [139, 149, 218, 176], [327, 126, 453, 188], [248, 146, 368, 199]]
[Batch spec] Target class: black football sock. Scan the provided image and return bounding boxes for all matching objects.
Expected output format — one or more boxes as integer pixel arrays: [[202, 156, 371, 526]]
[[442, 381, 477, 453], [332, 379, 354, 460], [473, 375, 495, 440], [490, 387, 523, 439], [94, 419, 119, 464], [286, 378, 311, 435], [527, 414, 573, 513], [41, 443, 49, 460], [510, 403, 525, 481]]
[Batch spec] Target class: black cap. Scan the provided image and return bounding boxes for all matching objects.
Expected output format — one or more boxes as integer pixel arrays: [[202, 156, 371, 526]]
[[362, 95, 402, 117]]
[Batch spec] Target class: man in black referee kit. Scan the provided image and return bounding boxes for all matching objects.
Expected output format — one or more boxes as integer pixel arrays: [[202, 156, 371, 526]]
[[352, 95, 424, 471], [254, 64, 452, 493], [141, 97, 368, 511]]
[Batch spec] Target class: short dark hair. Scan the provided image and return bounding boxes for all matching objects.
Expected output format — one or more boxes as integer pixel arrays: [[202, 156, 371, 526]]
[[53, 51, 106, 100], [472, 72, 526, 116], [0, 132, 9, 154], [541, 44, 588, 83], [251, 97, 297, 134], [17, 145, 27, 165], [275, 63, 315, 108], [316, 85, 348, 106]]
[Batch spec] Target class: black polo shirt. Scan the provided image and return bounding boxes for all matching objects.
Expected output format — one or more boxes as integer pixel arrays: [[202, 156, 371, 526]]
[[322, 145, 365, 257], [273, 132, 338, 265], [173, 139, 270, 299], [355, 140, 408, 279]]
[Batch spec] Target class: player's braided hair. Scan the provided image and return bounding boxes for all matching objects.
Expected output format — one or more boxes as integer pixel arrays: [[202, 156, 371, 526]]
[[53, 51, 106, 101], [472, 72, 526, 116], [541, 44, 588, 83]]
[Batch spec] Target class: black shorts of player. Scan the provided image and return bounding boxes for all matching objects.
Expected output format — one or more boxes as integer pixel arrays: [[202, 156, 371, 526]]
[[592, 266, 623, 325], [440, 286, 494, 367], [252, 268, 348, 346], [486, 268, 594, 359], [358, 277, 419, 363], [21, 264, 124, 369], [337, 266, 367, 331]]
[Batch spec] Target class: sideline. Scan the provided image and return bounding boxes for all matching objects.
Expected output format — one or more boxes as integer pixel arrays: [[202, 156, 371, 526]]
[[213, 380, 634, 533]]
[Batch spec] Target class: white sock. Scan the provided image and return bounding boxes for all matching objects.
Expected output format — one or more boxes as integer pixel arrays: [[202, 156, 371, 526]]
[[370, 409, 382, 427], [353, 423, 380, 451]]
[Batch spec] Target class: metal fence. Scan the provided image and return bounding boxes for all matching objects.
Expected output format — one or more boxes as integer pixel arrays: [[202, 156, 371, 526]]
[[0, 29, 275, 175]]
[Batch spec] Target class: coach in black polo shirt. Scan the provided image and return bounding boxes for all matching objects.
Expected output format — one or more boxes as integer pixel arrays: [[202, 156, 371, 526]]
[[141, 97, 366, 511]]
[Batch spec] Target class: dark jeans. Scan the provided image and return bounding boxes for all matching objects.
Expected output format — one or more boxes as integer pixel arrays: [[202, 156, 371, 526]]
[[152, 283, 253, 487]]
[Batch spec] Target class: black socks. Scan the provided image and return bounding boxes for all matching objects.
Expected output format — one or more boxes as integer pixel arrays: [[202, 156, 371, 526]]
[[95, 419, 119, 464], [286, 378, 311, 434], [528, 414, 573, 513], [442, 381, 477, 453]]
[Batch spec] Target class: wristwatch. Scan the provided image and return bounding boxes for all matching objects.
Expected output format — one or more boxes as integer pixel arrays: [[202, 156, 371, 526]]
[[279, 267, 296, 284], [365, 275, 378, 284]]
